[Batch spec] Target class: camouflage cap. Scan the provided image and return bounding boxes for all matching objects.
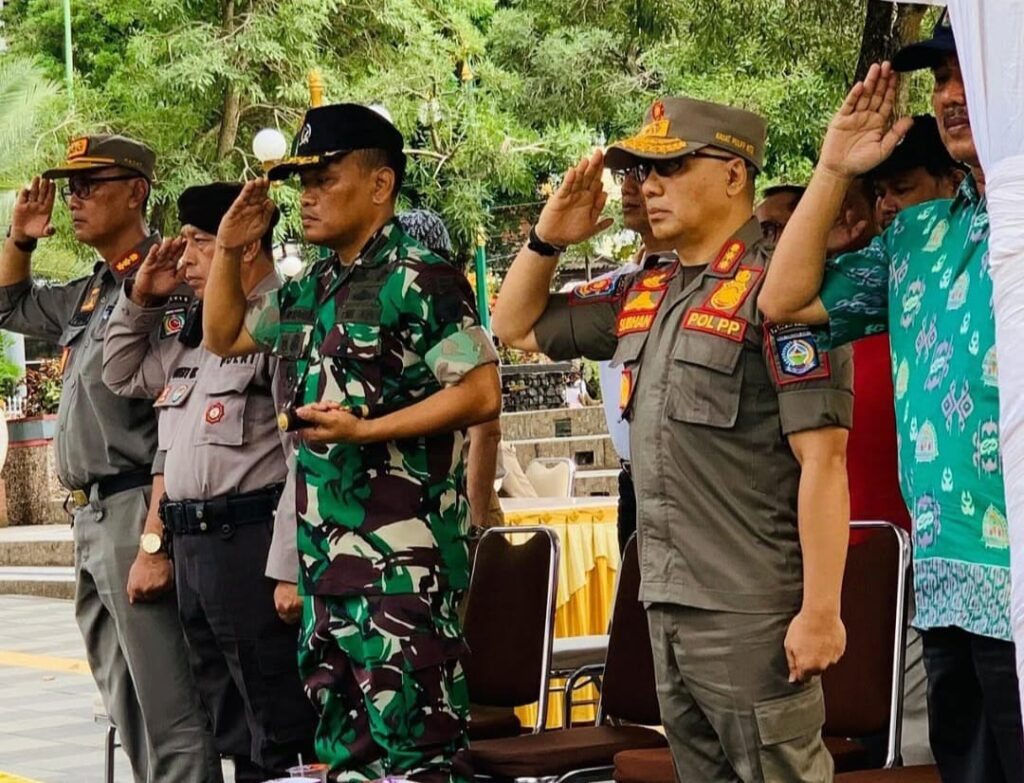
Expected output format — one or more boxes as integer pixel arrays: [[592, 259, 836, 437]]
[[605, 97, 767, 172], [42, 134, 156, 181]]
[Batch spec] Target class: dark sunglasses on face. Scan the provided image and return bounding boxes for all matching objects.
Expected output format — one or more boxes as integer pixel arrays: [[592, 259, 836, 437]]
[[61, 174, 141, 203], [633, 151, 740, 183]]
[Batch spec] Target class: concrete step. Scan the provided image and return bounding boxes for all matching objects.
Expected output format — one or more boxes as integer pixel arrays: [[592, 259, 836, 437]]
[[0, 524, 74, 568], [0, 566, 75, 599], [511, 434, 619, 472], [574, 469, 619, 497]]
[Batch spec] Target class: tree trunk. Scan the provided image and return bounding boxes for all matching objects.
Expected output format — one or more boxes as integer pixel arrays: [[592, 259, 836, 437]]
[[215, 0, 240, 161], [854, 1, 930, 83]]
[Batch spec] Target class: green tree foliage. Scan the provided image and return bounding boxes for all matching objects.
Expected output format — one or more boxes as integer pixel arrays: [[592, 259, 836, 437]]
[[1, 0, 933, 278]]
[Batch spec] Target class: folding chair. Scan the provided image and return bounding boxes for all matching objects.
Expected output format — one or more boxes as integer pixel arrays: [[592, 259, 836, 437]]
[[823, 521, 912, 771], [470, 534, 666, 782], [525, 457, 576, 498], [836, 766, 940, 782], [463, 526, 559, 739]]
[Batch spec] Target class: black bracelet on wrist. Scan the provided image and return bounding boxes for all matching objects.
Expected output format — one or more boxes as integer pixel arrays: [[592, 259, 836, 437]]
[[527, 225, 566, 257], [6, 226, 38, 254]]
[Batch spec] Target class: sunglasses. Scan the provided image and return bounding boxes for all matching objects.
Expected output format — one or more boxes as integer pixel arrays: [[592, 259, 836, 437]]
[[61, 174, 142, 203], [631, 151, 740, 183]]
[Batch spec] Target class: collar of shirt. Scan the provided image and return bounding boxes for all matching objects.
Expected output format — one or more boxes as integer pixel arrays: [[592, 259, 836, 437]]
[[101, 232, 161, 283], [703, 217, 765, 279], [951, 172, 984, 214]]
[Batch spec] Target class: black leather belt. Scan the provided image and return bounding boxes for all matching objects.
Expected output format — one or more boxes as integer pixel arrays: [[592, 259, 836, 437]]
[[68, 467, 154, 508], [159, 484, 284, 538]]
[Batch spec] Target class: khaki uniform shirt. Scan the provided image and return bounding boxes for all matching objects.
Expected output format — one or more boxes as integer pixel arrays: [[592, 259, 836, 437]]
[[534, 218, 854, 613], [102, 272, 285, 502], [0, 236, 162, 488]]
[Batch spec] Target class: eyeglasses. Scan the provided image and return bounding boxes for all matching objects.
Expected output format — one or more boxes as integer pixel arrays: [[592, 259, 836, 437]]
[[61, 175, 141, 203], [760, 219, 785, 243], [633, 151, 740, 183]]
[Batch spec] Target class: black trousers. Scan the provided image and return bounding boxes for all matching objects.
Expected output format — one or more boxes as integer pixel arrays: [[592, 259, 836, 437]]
[[174, 518, 317, 782], [921, 626, 1024, 783], [617, 467, 637, 554]]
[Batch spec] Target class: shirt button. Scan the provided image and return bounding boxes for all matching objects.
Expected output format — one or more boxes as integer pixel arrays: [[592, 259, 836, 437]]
[[199, 521, 208, 532], [196, 509, 204, 519]]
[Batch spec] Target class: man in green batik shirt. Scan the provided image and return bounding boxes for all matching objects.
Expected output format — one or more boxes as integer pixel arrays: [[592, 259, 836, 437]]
[[203, 103, 501, 783], [759, 20, 1024, 781]]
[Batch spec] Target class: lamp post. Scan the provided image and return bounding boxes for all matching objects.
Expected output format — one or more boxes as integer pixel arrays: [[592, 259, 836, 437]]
[[474, 227, 491, 329], [62, 0, 73, 100]]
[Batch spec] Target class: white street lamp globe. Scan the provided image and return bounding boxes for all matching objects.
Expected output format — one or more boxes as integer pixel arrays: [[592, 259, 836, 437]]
[[252, 128, 288, 163], [367, 103, 394, 124], [278, 254, 304, 278]]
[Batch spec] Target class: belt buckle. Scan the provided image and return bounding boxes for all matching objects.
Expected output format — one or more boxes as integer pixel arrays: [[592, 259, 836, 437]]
[[71, 489, 89, 508]]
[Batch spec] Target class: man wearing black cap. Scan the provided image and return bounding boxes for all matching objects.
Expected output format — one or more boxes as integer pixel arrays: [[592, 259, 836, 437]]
[[494, 97, 853, 781], [0, 136, 221, 782], [203, 104, 501, 782], [760, 15, 1024, 779], [869, 114, 965, 230], [102, 183, 317, 782]]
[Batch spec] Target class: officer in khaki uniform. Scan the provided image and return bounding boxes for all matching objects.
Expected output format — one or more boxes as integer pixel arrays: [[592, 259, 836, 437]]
[[0, 136, 221, 782], [102, 183, 316, 781], [494, 99, 854, 782]]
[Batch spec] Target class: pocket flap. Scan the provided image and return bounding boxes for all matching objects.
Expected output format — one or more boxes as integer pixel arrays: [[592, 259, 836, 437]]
[[754, 684, 826, 746], [321, 323, 382, 360], [672, 328, 745, 374], [207, 365, 256, 395], [610, 333, 647, 368]]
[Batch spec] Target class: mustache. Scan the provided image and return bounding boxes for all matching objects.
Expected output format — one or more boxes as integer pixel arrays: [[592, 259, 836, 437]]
[[942, 105, 970, 124]]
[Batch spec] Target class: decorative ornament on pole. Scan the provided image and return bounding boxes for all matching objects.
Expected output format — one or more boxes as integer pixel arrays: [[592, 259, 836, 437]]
[[308, 69, 324, 108]]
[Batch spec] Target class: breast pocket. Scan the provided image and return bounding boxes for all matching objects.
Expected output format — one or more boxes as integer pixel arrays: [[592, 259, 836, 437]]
[[666, 330, 744, 428], [195, 367, 255, 447]]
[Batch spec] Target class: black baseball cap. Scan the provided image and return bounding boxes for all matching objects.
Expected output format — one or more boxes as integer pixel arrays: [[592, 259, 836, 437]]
[[178, 182, 279, 239], [868, 116, 962, 180], [893, 10, 957, 72], [267, 103, 405, 181]]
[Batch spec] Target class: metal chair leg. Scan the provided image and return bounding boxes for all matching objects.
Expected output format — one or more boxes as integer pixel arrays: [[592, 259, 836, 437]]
[[105, 724, 117, 783]]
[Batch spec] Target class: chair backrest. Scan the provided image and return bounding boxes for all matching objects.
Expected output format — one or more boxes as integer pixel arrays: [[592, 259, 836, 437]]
[[598, 534, 662, 726], [525, 458, 575, 498], [822, 521, 911, 767], [461, 526, 559, 733]]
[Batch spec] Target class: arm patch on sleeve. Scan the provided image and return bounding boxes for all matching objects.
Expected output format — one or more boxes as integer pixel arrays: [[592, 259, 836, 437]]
[[766, 324, 831, 385]]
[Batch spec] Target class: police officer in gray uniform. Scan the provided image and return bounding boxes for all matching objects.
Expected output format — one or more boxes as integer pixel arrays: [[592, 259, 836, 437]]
[[0, 136, 220, 783], [494, 99, 854, 782], [102, 183, 316, 781]]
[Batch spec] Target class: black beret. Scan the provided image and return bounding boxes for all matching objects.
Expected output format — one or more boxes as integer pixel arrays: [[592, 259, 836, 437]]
[[177, 182, 280, 238]]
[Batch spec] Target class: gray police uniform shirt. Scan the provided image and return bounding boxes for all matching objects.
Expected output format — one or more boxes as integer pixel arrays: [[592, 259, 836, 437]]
[[102, 271, 286, 502], [534, 218, 854, 613], [265, 363, 300, 583], [0, 236, 163, 489]]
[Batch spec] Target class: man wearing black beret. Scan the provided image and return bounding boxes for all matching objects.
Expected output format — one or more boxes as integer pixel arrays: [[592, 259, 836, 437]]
[[102, 182, 317, 781]]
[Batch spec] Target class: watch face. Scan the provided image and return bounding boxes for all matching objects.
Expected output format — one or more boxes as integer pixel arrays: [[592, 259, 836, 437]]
[[141, 533, 162, 554]]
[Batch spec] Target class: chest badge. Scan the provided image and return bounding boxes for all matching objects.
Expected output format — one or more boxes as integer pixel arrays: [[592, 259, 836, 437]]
[[161, 308, 186, 339], [704, 266, 762, 316], [205, 401, 225, 425], [80, 285, 101, 315]]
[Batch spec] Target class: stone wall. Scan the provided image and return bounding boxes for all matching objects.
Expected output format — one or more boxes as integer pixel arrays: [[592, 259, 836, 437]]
[[501, 363, 574, 413], [1, 439, 65, 526]]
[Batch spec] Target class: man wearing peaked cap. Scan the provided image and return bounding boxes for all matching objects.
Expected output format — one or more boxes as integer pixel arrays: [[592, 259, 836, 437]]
[[102, 182, 317, 782], [760, 13, 1024, 783], [0, 135, 223, 780], [494, 96, 853, 781], [203, 103, 501, 782]]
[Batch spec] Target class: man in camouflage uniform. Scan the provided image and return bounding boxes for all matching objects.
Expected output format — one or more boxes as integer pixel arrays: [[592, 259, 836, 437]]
[[202, 103, 502, 782], [102, 183, 317, 781]]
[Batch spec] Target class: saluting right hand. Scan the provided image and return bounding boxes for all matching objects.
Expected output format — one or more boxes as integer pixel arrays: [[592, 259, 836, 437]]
[[217, 178, 276, 251], [132, 237, 186, 304], [534, 149, 615, 249], [11, 177, 56, 242], [819, 62, 915, 179]]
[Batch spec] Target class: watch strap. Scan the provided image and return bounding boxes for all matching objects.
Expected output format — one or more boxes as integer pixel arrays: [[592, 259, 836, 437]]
[[527, 225, 566, 257]]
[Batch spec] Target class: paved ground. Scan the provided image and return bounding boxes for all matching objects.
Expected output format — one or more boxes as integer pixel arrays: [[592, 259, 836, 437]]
[[0, 594, 238, 783]]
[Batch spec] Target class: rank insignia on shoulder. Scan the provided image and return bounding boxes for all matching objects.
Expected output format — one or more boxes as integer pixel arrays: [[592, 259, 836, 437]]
[[569, 275, 625, 305], [681, 308, 747, 342], [712, 240, 746, 275], [113, 250, 143, 277], [766, 324, 831, 384], [161, 308, 186, 339]]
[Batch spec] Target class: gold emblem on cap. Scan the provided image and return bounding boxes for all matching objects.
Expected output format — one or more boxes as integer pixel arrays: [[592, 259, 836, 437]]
[[617, 100, 687, 156], [67, 138, 89, 160]]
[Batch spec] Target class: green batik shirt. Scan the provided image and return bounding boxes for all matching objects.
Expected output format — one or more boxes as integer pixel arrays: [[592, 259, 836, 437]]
[[245, 219, 499, 597], [818, 175, 1009, 641]]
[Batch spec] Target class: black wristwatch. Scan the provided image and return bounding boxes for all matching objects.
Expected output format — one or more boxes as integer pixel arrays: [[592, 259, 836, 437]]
[[527, 225, 566, 257], [6, 226, 38, 254]]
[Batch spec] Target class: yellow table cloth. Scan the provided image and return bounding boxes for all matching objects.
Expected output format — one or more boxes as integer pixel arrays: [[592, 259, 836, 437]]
[[502, 503, 620, 728]]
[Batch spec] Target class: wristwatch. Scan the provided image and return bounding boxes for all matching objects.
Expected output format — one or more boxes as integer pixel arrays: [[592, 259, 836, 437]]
[[5, 226, 37, 254], [140, 532, 166, 556], [527, 225, 566, 257]]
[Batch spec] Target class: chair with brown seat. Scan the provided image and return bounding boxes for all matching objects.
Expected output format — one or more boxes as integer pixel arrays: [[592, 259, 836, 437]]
[[463, 526, 559, 740], [823, 521, 912, 772], [612, 747, 676, 783], [470, 534, 667, 782], [835, 766, 940, 782]]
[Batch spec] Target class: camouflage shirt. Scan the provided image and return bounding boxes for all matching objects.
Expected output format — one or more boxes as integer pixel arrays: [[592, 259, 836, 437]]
[[245, 219, 499, 597]]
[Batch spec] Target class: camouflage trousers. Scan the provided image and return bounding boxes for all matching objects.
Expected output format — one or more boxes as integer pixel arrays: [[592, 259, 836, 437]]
[[298, 589, 472, 783]]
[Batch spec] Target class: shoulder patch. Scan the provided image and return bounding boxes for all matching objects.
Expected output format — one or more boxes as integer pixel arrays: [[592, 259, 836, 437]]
[[161, 308, 186, 339], [569, 275, 626, 305], [766, 324, 831, 384]]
